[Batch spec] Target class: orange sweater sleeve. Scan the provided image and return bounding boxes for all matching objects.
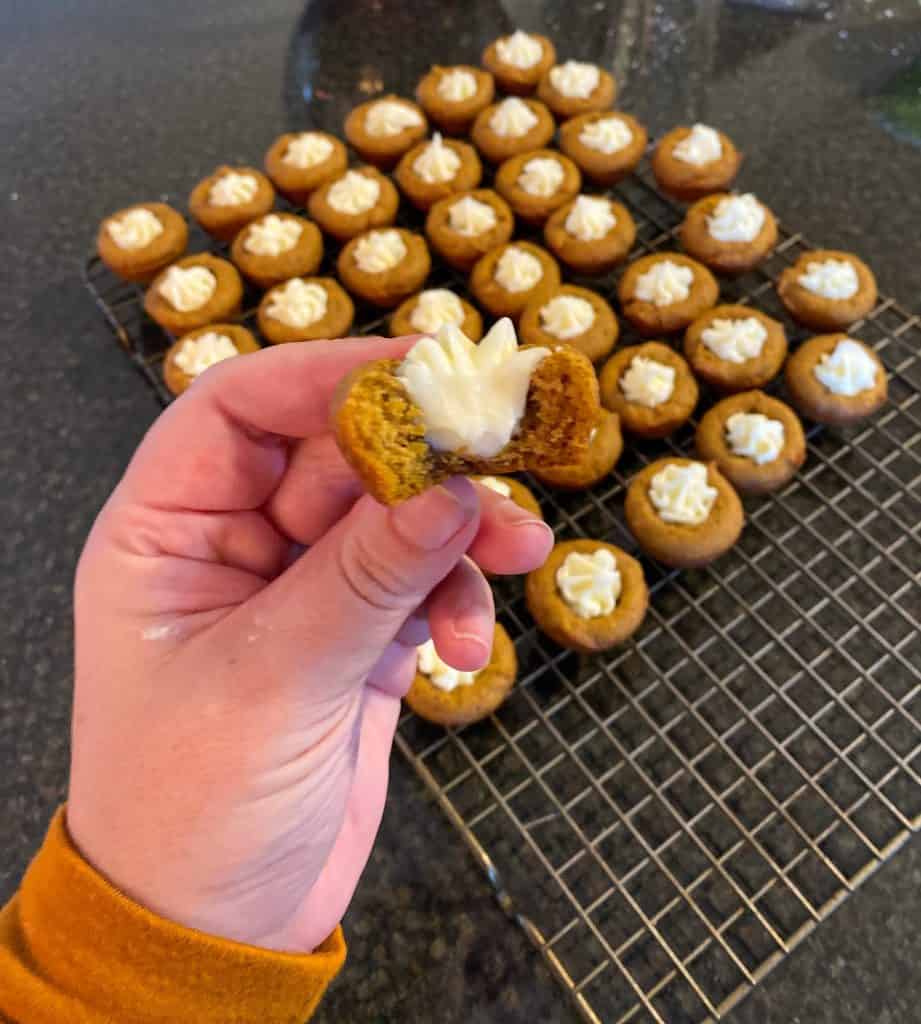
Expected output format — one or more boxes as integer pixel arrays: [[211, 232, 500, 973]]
[[0, 808, 345, 1024]]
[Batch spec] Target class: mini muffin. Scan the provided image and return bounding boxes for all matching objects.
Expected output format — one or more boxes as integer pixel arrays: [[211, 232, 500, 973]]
[[526, 539, 648, 653], [532, 410, 623, 490], [543, 194, 636, 274], [651, 124, 742, 202], [230, 213, 323, 289], [784, 334, 887, 426], [618, 253, 719, 335], [263, 131, 348, 204], [777, 250, 877, 331], [188, 165, 275, 242], [416, 65, 495, 135], [481, 30, 556, 95], [470, 97, 556, 164], [394, 134, 483, 211], [625, 458, 744, 568], [683, 305, 787, 393], [469, 241, 561, 320], [337, 228, 431, 309], [163, 324, 260, 397], [307, 166, 399, 242], [96, 202, 188, 283], [536, 61, 616, 119], [558, 111, 647, 186], [144, 254, 243, 335], [389, 288, 483, 341], [494, 149, 581, 225], [600, 342, 698, 438], [696, 390, 806, 495], [425, 188, 515, 272], [680, 193, 778, 275], [405, 625, 517, 727], [344, 95, 428, 169], [473, 475, 543, 519], [519, 284, 619, 363], [257, 276, 355, 345]]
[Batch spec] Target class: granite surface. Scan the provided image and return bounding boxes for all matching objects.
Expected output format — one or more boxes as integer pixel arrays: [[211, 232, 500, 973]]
[[2, 0, 921, 1020]]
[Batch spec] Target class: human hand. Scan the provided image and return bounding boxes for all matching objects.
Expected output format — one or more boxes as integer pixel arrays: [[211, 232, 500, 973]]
[[67, 337, 552, 953]]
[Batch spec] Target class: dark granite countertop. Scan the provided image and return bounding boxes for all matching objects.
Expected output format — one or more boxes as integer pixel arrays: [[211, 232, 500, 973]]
[[2, 1, 920, 1020]]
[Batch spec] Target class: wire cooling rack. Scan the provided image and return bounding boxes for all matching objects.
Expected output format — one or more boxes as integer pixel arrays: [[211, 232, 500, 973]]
[[84, 166, 921, 1023]]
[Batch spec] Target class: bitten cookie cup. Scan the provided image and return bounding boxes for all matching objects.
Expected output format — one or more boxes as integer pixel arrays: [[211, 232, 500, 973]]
[[599, 342, 699, 438], [96, 202, 189, 283], [625, 458, 744, 569], [188, 166, 275, 242], [307, 166, 400, 242], [558, 111, 648, 186], [415, 65, 495, 135], [532, 410, 623, 490], [404, 623, 518, 728], [394, 136, 483, 211], [469, 241, 561, 320], [388, 291, 483, 342], [472, 475, 543, 519], [525, 539, 648, 653], [683, 305, 788, 393], [470, 99, 556, 164], [163, 324, 261, 397], [336, 229, 431, 309], [344, 95, 428, 168], [536, 64, 616, 120], [652, 126, 741, 202], [680, 194, 778, 275], [257, 277, 355, 344], [481, 33, 556, 95], [777, 250, 878, 331], [425, 189, 515, 272], [618, 253, 719, 335], [784, 334, 887, 426], [519, 284, 619, 363], [695, 390, 806, 495], [543, 195, 636, 275], [229, 213, 323, 289], [144, 254, 244, 334], [494, 149, 581, 225], [263, 131, 348, 205]]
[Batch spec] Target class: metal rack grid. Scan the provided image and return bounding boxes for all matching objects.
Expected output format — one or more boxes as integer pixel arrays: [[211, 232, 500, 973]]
[[84, 168, 921, 1024]]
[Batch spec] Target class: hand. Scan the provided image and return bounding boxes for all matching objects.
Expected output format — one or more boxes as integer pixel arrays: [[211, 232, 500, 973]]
[[66, 337, 552, 954]]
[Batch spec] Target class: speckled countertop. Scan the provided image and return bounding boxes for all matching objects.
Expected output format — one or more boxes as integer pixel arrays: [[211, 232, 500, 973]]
[[2, 1, 920, 1020]]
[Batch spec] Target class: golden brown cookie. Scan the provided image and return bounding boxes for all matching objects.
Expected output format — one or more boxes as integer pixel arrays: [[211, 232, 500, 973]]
[[404, 624, 517, 727], [784, 334, 887, 426], [96, 202, 189, 283], [525, 539, 648, 653], [163, 324, 260, 397], [494, 149, 581, 225], [625, 458, 744, 568], [680, 193, 778, 275], [651, 125, 742, 202], [263, 131, 348, 205], [481, 31, 556, 95], [229, 213, 323, 290], [144, 254, 243, 335], [473, 475, 543, 519], [777, 250, 877, 331], [425, 188, 515, 272], [307, 166, 400, 242], [389, 290, 483, 341], [470, 98, 556, 164], [536, 62, 616, 119], [683, 305, 787, 393], [519, 284, 619, 363], [558, 111, 647, 186], [532, 410, 623, 490], [257, 276, 354, 344], [618, 253, 719, 336], [394, 135, 483, 211], [415, 65, 495, 135], [188, 165, 275, 242], [695, 390, 806, 495], [344, 95, 428, 168], [337, 228, 431, 309], [543, 194, 636, 274], [469, 241, 561, 320], [599, 342, 699, 438]]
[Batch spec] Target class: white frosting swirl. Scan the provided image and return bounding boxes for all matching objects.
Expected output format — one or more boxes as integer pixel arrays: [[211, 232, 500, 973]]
[[243, 215, 304, 256], [579, 115, 632, 154], [412, 133, 461, 184], [448, 195, 497, 236], [107, 208, 163, 250], [564, 195, 615, 241], [354, 229, 407, 273], [158, 266, 216, 312], [437, 68, 477, 102], [494, 246, 543, 293], [634, 260, 694, 306], [174, 332, 239, 376], [708, 194, 765, 243], [495, 30, 543, 69], [620, 356, 676, 408], [556, 549, 621, 618], [409, 289, 465, 334], [282, 133, 334, 169], [478, 476, 512, 498], [266, 279, 328, 328], [489, 97, 538, 138], [726, 413, 784, 465], [549, 61, 601, 99], [209, 171, 259, 207], [672, 124, 723, 166], [327, 170, 381, 215], [365, 100, 423, 137], [416, 639, 478, 692], [517, 156, 564, 197], [798, 259, 859, 300], [813, 338, 878, 396], [649, 462, 718, 525], [539, 295, 595, 340], [701, 317, 767, 364]]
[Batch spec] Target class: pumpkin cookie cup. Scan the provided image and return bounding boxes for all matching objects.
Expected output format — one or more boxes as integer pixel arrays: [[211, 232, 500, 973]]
[[481, 32, 556, 95], [96, 202, 188, 283], [532, 410, 623, 490], [337, 229, 431, 309], [683, 305, 788, 393], [469, 241, 561, 320], [144, 254, 243, 334], [777, 250, 877, 331], [494, 149, 581, 225], [389, 291, 483, 341], [526, 539, 648, 653], [536, 64, 616, 119], [257, 277, 354, 344], [696, 391, 806, 495], [163, 324, 260, 397], [651, 126, 742, 202], [415, 65, 495, 134], [543, 195, 636, 274], [618, 252, 719, 336], [188, 165, 275, 242], [558, 111, 647, 186], [784, 334, 887, 426], [307, 166, 399, 242], [680, 193, 778, 275], [263, 131, 348, 204], [394, 136, 483, 211], [600, 342, 699, 439], [230, 213, 323, 289], [470, 98, 555, 164], [473, 476, 543, 519], [425, 188, 515, 272], [520, 284, 619, 363], [344, 95, 428, 168], [625, 458, 744, 568]]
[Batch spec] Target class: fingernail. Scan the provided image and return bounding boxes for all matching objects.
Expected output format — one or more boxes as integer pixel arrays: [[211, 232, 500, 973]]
[[498, 503, 555, 546], [391, 477, 478, 551]]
